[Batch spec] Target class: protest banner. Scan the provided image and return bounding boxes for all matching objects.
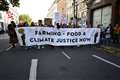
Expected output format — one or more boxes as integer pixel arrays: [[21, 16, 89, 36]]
[[16, 27, 101, 46], [54, 12, 67, 24]]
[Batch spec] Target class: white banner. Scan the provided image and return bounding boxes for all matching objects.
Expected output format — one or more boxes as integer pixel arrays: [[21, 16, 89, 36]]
[[16, 27, 101, 46]]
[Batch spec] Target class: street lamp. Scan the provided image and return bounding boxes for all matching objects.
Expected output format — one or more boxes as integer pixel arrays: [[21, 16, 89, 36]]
[[73, 0, 78, 28]]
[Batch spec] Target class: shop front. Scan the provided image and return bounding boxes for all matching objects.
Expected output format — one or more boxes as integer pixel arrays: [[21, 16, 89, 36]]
[[115, 0, 120, 24], [93, 6, 112, 28], [87, 0, 118, 27]]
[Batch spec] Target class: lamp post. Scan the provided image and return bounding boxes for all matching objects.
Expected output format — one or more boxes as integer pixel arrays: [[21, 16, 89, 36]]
[[73, 0, 78, 27]]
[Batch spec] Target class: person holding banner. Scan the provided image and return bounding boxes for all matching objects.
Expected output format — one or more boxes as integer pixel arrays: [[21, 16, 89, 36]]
[[56, 23, 60, 29]]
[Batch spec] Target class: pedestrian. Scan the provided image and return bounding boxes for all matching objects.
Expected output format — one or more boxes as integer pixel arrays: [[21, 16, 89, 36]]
[[7, 21, 18, 48], [113, 24, 120, 43], [56, 23, 60, 29], [18, 23, 24, 27], [24, 22, 29, 27], [104, 24, 111, 44], [31, 22, 35, 26], [109, 24, 114, 43], [38, 20, 44, 27]]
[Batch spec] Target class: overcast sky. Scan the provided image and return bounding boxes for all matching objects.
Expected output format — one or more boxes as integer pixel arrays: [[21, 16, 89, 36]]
[[17, 0, 54, 22]]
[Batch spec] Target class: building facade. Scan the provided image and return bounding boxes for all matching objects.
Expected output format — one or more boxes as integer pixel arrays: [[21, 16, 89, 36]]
[[47, 0, 57, 18], [47, 0, 88, 26], [0, 7, 18, 31], [47, 0, 57, 25], [77, 0, 88, 27], [57, 0, 67, 16], [87, 0, 120, 28], [66, 0, 88, 27], [66, 0, 73, 23]]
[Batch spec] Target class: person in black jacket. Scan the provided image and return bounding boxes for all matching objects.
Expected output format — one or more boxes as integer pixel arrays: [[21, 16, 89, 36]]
[[56, 23, 60, 29], [8, 21, 18, 47]]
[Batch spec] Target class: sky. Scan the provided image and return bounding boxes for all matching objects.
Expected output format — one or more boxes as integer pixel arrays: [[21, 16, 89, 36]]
[[17, 0, 54, 22]]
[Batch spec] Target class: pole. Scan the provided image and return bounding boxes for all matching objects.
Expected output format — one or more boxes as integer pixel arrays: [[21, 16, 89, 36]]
[[76, 1, 78, 27], [73, 0, 77, 27]]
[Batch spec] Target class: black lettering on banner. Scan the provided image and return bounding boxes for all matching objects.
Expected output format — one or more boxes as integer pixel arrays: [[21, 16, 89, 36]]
[[39, 38, 44, 42], [35, 31, 38, 35], [30, 38, 34, 42], [87, 38, 91, 42], [58, 32, 61, 36], [29, 38, 54, 43], [51, 38, 54, 42], [56, 38, 78, 43], [34, 38, 39, 42], [35, 31, 42, 35], [83, 32, 86, 35], [67, 32, 82, 36], [44, 38, 54, 42], [72, 38, 78, 43], [79, 38, 91, 42], [67, 32, 70, 36], [56, 38, 62, 43], [38, 31, 42, 35], [45, 38, 49, 42], [42, 31, 46, 35], [38, 31, 62, 36]]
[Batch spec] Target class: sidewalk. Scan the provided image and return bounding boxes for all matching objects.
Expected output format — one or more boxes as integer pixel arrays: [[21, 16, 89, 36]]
[[100, 43, 120, 56], [0, 33, 9, 52], [0, 33, 9, 40]]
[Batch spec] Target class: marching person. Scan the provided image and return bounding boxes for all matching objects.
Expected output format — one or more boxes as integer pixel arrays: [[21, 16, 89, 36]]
[[31, 22, 36, 26], [104, 24, 111, 44], [113, 24, 120, 43], [56, 23, 60, 29], [7, 21, 18, 48]]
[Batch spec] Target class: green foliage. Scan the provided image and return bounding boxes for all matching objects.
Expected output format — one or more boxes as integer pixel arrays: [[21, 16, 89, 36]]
[[0, 0, 19, 11], [9, 0, 20, 7], [0, 0, 9, 11], [19, 14, 32, 26]]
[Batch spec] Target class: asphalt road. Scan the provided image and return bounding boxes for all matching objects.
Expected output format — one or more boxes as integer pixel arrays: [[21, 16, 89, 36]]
[[0, 34, 120, 80]]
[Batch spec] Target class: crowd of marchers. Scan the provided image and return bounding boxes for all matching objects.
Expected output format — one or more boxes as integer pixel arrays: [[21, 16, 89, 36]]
[[6, 20, 120, 48]]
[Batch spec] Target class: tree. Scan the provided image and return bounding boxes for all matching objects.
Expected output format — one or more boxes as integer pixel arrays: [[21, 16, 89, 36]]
[[9, 0, 20, 7], [19, 14, 32, 26], [0, 0, 20, 11]]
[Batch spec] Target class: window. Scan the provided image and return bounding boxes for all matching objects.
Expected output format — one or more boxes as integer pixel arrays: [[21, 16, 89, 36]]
[[93, 6, 112, 28]]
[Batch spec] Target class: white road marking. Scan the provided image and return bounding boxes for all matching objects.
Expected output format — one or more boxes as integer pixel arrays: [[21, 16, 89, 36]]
[[29, 59, 38, 80], [92, 55, 120, 69], [62, 51, 71, 60], [5, 46, 13, 51]]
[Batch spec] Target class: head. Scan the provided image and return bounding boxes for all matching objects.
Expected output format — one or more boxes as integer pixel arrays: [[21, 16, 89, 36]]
[[24, 22, 29, 26], [38, 20, 42, 26], [97, 24, 101, 28], [11, 21, 15, 24], [109, 24, 111, 26], [31, 22, 35, 26], [56, 23, 59, 26], [115, 24, 119, 27]]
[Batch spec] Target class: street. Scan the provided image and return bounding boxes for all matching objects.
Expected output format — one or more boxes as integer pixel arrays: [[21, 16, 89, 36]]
[[1, 0, 120, 79], [0, 34, 120, 80]]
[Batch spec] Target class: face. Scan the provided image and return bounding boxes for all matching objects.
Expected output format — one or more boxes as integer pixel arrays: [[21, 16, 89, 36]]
[[116, 24, 119, 27]]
